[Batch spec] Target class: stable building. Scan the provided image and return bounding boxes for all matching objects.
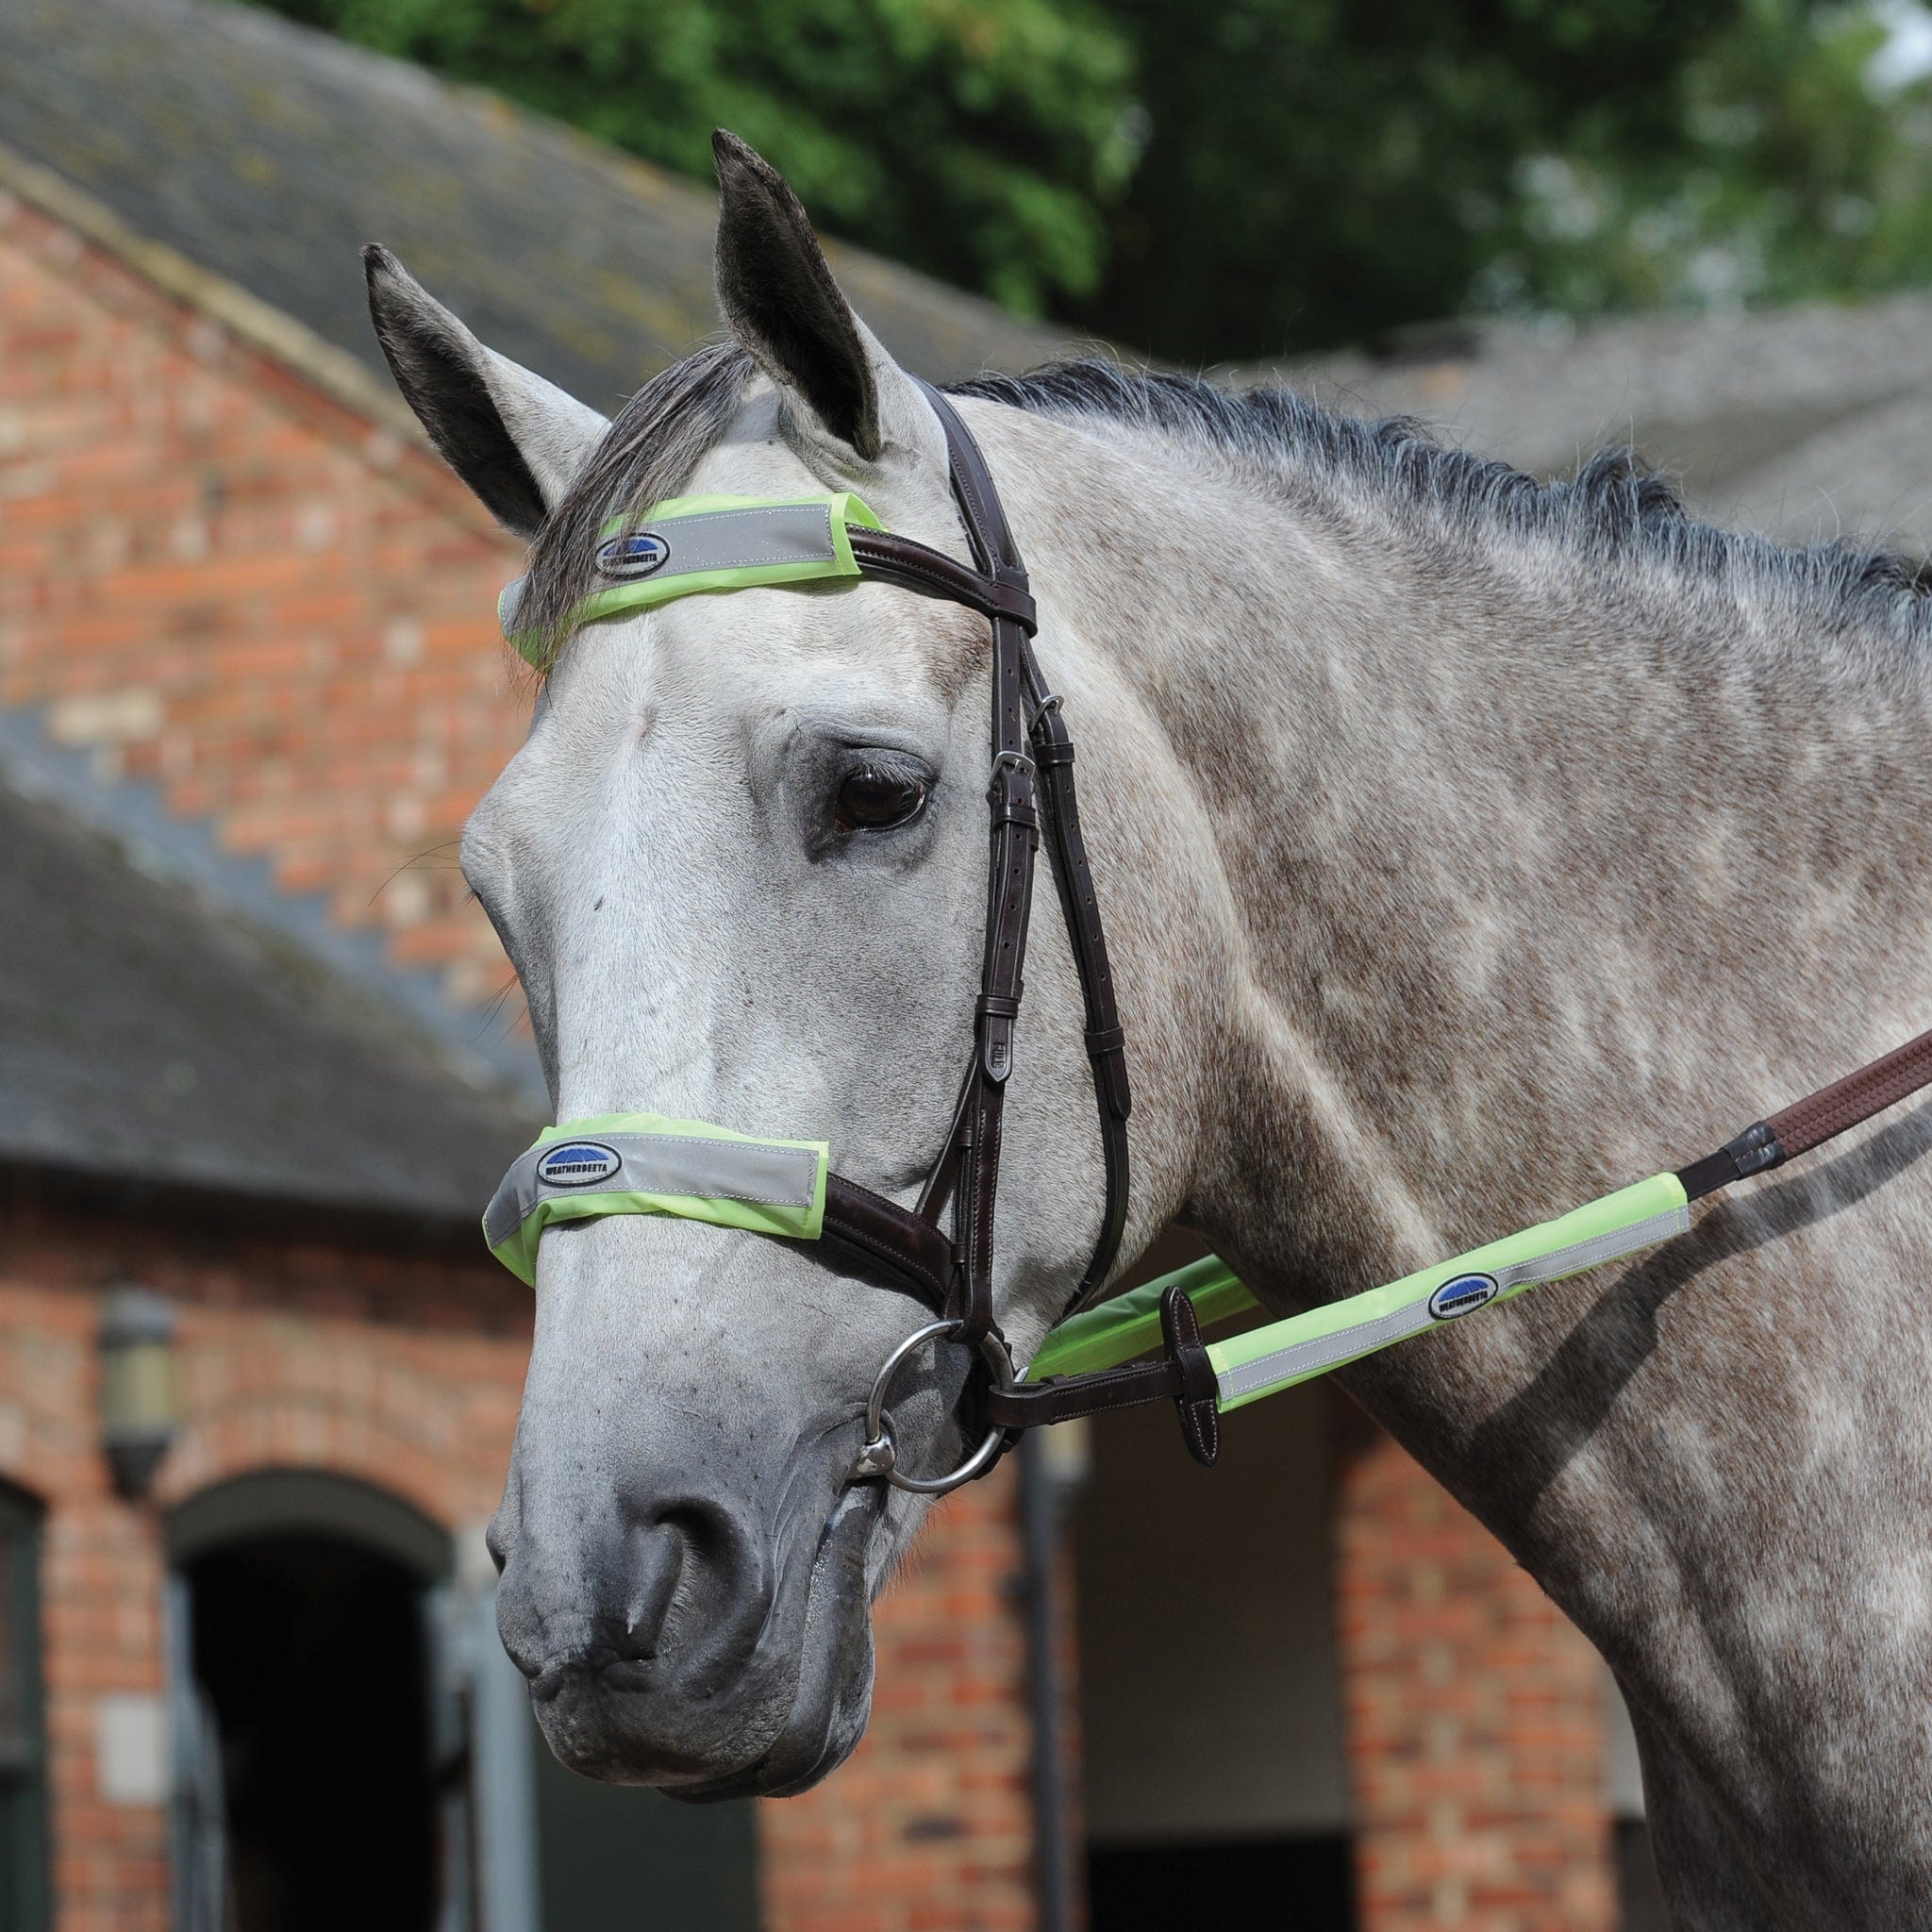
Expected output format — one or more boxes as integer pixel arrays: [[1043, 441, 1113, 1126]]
[[11, 2, 1932, 1928]]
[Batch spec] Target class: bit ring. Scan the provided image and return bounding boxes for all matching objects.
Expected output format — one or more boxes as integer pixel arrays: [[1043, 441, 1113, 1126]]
[[853, 1319, 1014, 1495]]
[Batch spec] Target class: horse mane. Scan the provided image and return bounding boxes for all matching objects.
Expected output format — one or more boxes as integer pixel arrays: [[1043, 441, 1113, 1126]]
[[518, 342, 758, 661], [519, 343, 1932, 663], [955, 358, 1932, 651]]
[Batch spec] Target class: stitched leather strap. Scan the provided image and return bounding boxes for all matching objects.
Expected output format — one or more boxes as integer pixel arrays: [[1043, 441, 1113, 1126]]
[[847, 530, 1038, 631], [927, 381, 1041, 1352], [976, 1291, 1214, 1456], [807, 382, 1137, 1451], [1676, 1022, 1932, 1198], [982, 1357, 1186, 1427], [1019, 634, 1132, 1313], [1767, 1024, 1932, 1158], [856, 386, 1134, 1329], [1160, 1279, 1221, 1467], [821, 1175, 957, 1316]]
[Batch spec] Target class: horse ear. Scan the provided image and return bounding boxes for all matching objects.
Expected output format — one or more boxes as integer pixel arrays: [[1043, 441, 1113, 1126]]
[[711, 130, 942, 475], [362, 246, 610, 539]]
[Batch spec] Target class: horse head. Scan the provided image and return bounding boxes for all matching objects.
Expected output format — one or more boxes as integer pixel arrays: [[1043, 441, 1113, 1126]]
[[365, 134, 1183, 1795]]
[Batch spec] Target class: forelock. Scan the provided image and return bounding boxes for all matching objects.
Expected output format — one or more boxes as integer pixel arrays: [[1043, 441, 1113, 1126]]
[[517, 342, 757, 666]]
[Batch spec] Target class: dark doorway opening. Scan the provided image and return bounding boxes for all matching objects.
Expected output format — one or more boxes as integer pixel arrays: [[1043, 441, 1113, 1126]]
[[1089, 1832, 1357, 1931], [185, 1533, 436, 1932]]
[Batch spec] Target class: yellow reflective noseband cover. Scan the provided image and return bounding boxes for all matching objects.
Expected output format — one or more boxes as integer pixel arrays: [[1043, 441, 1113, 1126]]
[[485, 1114, 831, 1286]]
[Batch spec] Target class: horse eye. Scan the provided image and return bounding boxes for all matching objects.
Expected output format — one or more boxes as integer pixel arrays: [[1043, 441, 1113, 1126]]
[[835, 767, 927, 832]]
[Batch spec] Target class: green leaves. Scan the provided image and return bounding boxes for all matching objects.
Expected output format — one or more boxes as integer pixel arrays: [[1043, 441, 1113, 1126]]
[[274, 0, 1136, 315], [1475, 5, 1932, 325], [264, 0, 1932, 363]]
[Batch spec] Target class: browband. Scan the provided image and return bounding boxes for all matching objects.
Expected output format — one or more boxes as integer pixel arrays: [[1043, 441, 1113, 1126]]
[[498, 492, 886, 664]]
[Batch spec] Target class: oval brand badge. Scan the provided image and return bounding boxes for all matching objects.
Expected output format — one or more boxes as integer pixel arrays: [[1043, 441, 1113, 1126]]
[[1427, 1273, 1500, 1322], [537, 1141, 622, 1189], [595, 531, 671, 579]]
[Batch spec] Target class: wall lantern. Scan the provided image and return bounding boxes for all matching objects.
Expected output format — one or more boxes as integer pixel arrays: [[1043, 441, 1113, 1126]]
[[98, 1286, 179, 1500]]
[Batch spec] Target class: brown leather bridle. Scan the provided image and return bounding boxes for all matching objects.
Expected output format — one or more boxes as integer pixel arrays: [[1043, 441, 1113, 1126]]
[[495, 383, 1932, 1491], [802, 383, 1135, 1491]]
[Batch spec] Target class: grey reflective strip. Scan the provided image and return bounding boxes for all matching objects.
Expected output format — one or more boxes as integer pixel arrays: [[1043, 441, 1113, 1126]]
[[498, 576, 528, 640], [1490, 1205, 1690, 1294], [602, 504, 838, 578], [484, 1132, 822, 1248], [1213, 1204, 1690, 1404], [1213, 1297, 1442, 1404]]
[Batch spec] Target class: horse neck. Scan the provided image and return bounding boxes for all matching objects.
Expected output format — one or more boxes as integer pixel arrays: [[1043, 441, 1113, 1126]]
[[994, 406, 1932, 1308]]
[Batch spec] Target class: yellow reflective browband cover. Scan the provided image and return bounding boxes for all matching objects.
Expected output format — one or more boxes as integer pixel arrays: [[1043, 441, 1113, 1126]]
[[485, 1115, 831, 1286], [498, 492, 886, 665]]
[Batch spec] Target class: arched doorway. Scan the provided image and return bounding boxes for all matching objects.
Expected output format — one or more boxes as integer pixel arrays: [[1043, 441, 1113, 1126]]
[[164, 1469, 761, 1932], [167, 1473, 450, 1932]]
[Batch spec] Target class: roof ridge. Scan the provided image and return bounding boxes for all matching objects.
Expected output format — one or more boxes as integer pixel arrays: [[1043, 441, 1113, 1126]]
[[0, 135, 429, 450]]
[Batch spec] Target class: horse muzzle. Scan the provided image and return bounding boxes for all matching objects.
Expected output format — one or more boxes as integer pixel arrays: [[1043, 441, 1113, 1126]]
[[491, 1454, 881, 1790]]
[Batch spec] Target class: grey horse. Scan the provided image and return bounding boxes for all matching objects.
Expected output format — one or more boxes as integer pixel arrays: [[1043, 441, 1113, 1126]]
[[366, 132, 1932, 1927]]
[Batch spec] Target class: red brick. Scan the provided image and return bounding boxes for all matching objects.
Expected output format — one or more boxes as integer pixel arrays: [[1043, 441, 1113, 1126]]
[[1335, 1426, 1616, 1932]]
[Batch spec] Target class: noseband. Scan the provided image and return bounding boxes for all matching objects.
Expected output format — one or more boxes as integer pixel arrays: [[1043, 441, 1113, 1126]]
[[486, 385, 1932, 1495]]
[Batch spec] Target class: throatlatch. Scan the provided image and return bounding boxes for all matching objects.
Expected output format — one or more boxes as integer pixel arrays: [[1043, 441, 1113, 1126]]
[[481, 385, 1932, 1490]]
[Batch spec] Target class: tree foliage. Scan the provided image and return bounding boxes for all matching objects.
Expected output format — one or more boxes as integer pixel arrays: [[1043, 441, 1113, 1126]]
[[267, 0, 1141, 314], [1475, 6, 1932, 325], [260, 0, 1932, 363], [1074, 0, 1762, 357]]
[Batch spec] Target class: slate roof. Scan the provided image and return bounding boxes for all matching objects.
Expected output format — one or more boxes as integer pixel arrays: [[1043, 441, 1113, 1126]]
[[1270, 292, 1932, 557], [0, 0, 1073, 413], [0, 774, 536, 1226]]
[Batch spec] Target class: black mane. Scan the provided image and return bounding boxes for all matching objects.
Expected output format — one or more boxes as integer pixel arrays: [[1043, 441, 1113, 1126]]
[[520, 346, 1932, 663], [955, 358, 1932, 647]]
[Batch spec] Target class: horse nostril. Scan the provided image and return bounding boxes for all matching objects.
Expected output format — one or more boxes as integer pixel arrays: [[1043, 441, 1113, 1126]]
[[613, 1511, 687, 1660], [494, 1492, 773, 1689], [615, 1498, 768, 1678], [484, 1511, 512, 1576]]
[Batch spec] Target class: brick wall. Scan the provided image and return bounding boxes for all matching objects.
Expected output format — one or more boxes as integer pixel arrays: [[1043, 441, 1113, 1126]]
[[0, 192, 523, 1011], [1335, 1424, 1616, 1932], [0, 1203, 532, 1932]]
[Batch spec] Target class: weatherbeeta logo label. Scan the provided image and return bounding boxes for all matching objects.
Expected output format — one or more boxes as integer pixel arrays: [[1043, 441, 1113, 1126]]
[[595, 531, 671, 579], [537, 1141, 622, 1189], [1426, 1272, 1500, 1322]]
